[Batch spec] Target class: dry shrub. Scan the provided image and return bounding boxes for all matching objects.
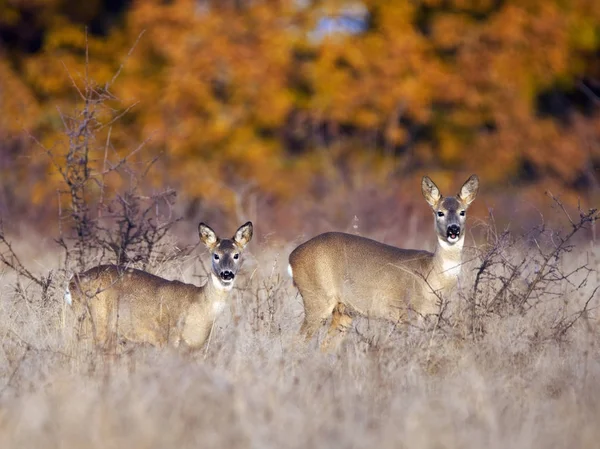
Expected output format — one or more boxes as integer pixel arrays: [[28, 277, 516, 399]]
[[1, 163, 598, 448], [0, 35, 183, 350], [452, 194, 599, 345], [1, 35, 600, 449], [0, 210, 599, 448]]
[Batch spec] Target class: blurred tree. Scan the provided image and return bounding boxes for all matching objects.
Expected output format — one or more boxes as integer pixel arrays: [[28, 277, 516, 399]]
[[0, 0, 599, 225]]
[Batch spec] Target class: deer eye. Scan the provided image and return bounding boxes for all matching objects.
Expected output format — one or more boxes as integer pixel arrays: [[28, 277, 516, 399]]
[[213, 254, 220, 261], [233, 253, 239, 260], [460, 211, 466, 216], [437, 211, 445, 217]]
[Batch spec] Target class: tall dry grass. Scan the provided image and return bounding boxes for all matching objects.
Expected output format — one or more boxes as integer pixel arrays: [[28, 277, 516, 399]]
[[0, 217, 599, 449], [2, 37, 597, 448]]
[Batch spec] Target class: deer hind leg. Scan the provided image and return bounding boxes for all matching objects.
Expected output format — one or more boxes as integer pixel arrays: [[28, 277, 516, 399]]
[[297, 288, 338, 343], [321, 303, 353, 352], [72, 299, 89, 341], [95, 298, 118, 356]]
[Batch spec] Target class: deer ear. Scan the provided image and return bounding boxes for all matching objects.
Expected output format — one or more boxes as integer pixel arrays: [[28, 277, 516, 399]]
[[198, 223, 218, 249], [422, 176, 441, 208], [233, 222, 253, 249], [458, 175, 479, 206]]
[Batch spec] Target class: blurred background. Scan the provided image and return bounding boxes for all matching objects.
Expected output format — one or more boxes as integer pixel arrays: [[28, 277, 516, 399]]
[[0, 0, 599, 240]]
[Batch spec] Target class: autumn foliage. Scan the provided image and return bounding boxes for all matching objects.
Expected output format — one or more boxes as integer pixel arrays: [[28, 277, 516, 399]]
[[1, 0, 599, 231]]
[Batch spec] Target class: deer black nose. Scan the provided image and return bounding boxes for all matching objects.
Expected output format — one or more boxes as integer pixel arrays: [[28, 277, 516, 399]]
[[220, 271, 235, 281], [447, 225, 460, 238]]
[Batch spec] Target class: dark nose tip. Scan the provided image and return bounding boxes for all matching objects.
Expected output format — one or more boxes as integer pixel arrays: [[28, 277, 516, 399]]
[[220, 271, 234, 281], [447, 225, 460, 237]]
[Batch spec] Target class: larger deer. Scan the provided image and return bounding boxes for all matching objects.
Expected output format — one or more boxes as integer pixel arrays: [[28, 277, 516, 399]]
[[288, 175, 479, 344], [65, 222, 253, 350]]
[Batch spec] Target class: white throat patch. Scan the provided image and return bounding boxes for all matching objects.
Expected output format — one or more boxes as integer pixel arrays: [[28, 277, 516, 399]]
[[438, 236, 464, 251], [441, 259, 462, 277], [437, 236, 464, 277], [211, 273, 234, 292], [212, 300, 227, 315]]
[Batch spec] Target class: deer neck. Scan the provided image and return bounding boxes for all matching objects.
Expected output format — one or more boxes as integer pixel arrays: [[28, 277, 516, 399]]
[[433, 236, 464, 277], [201, 273, 232, 313]]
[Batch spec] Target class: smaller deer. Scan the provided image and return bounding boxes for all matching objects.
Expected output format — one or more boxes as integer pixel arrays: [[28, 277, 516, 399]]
[[65, 222, 253, 350], [288, 175, 479, 345]]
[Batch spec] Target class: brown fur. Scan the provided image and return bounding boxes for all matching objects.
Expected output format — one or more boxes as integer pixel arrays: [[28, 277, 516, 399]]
[[289, 175, 479, 345], [67, 222, 253, 351]]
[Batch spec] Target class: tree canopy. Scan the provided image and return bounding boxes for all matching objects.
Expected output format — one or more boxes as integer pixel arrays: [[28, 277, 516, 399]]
[[1, 0, 599, 226]]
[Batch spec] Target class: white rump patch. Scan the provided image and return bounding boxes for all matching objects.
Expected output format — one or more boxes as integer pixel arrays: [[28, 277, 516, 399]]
[[287, 264, 293, 278], [64, 285, 72, 305]]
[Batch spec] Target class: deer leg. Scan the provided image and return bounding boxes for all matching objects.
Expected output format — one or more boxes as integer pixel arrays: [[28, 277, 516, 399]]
[[298, 290, 337, 342], [321, 303, 353, 351]]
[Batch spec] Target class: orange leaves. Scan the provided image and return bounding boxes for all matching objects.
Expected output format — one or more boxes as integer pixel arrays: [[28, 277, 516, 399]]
[[430, 13, 474, 50], [0, 58, 39, 133], [0, 0, 599, 221], [424, 0, 600, 187], [309, 1, 437, 132], [119, 0, 303, 202]]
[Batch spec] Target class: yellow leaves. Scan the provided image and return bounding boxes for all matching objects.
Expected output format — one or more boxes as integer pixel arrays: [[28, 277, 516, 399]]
[[450, 0, 497, 12], [431, 13, 474, 50], [1, 0, 599, 218], [0, 5, 20, 26], [22, 20, 129, 103], [0, 58, 40, 133], [437, 129, 465, 166], [569, 16, 599, 51], [129, 0, 193, 58], [24, 53, 76, 96], [255, 86, 293, 129], [31, 180, 53, 207], [527, 119, 587, 183], [0, 0, 61, 29], [384, 125, 407, 147], [354, 109, 379, 129], [374, 1, 416, 34], [45, 21, 88, 52]]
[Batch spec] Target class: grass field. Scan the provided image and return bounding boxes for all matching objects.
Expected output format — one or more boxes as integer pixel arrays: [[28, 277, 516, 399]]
[[0, 227, 599, 449]]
